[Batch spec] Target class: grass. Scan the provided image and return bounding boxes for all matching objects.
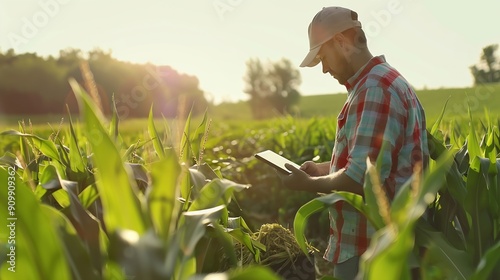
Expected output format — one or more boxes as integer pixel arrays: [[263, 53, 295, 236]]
[[415, 83, 500, 122], [209, 83, 500, 123]]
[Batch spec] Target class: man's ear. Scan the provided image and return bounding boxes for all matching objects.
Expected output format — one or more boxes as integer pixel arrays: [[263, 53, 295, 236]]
[[332, 33, 346, 49], [335, 33, 360, 56]]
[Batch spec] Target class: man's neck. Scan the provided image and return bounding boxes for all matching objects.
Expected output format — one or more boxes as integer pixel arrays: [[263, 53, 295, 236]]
[[350, 49, 374, 74], [344, 49, 379, 91]]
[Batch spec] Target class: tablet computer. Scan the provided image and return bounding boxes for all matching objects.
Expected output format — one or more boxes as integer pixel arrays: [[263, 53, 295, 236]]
[[254, 150, 300, 175]]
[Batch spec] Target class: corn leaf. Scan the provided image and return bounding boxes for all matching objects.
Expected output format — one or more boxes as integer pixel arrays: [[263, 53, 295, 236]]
[[416, 219, 473, 280], [17, 123, 33, 174], [109, 93, 120, 142], [362, 159, 386, 230], [52, 189, 71, 208], [187, 179, 250, 212], [294, 191, 367, 256], [471, 239, 500, 280], [427, 132, 467, 205], [57, 176, 102, 274], [121, 139, 149, 161], [1, 130, 61, 163], [0, 152, 21, 168], [467, 107, 482, 161], [148, 106, 165, 159], [360, 225, 413, 280], [180, 109, 193, 165], [40, 164, 61, 190], [388, 179, 412, 225], [210, 223, 238, 267], [430, 97, 450, 136], [427, 131, 448, 160], [485, 133, 499, 218], [0, 166, 71, 280], [165, 205, 226, 278], [193, 163, 222, 180], [66, 107, 86, 174], [70, 79, 146, 234], [176, 255, 197, 280], [148, 149, 181, 241], [465, 156, 494, 264], [361, 151, 454, 278], [42, 206, 100, 280], [406, 150, 454, 223], [226, 216, 265, 255], [108, 229, 168, 279], [78, 184, 99, 210], [179, 111, 194, 203], [191, 110, 209, 164]]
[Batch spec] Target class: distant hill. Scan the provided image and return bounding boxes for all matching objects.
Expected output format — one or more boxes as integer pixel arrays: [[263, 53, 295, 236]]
[[210, 83, 500, 123]]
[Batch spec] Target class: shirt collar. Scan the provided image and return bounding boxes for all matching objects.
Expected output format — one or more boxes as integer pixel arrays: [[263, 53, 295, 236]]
[[344, 55, 386, 92]]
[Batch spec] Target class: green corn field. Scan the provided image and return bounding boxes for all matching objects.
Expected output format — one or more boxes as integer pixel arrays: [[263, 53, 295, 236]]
[[1, 81, 500, 280]]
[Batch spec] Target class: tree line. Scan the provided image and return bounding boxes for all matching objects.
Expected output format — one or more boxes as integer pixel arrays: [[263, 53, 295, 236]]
[[0, 48, 303, 120], [0, 48, 208, 118]]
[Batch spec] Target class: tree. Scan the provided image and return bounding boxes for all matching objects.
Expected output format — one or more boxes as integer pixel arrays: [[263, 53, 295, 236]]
[[243, 58, 272, 119], [0, 49, 209, 118], [268, 59, 301, 115], [243, 58, 301, 119], [470, 44, 500, 84]]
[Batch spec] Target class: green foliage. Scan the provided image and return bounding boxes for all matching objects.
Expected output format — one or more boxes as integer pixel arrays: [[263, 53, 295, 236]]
[[2, 80, 500, 279], [0, 167, 72, 280], [71, 79, 147, 235], [204, 116, 334, 238], [0, 82, 277, 279]]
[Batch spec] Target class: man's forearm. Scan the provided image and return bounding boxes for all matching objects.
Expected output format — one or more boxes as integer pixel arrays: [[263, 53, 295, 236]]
[[317, 162, 331, 175], [282, 163, 364, 195]]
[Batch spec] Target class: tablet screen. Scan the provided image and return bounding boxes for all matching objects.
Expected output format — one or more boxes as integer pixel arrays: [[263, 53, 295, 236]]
[[254, 150, 300, 175]]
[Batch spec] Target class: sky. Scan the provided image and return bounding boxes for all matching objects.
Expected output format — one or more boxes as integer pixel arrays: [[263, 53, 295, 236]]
[[1, 0, 499, 104]]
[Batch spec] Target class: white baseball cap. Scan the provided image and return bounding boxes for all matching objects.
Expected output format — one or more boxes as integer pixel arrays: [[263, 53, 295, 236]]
[[300, 7, 362, 67]]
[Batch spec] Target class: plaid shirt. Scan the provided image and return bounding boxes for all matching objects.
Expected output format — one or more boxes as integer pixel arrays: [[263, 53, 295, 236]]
[[324, 55, 429, 263]]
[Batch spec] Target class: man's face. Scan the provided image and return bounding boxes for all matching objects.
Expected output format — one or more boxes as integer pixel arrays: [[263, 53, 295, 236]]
[[317, 38, 354, 85]]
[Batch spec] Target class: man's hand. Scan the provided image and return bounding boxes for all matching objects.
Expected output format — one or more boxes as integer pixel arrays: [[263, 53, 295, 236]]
[[279, 163, 313, 191], [300, 161, 329, 176], [280, 164, 365, 195]]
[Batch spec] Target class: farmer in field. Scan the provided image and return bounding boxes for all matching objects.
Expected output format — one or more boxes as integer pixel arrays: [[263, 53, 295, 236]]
[[280, 6, 429, 279]]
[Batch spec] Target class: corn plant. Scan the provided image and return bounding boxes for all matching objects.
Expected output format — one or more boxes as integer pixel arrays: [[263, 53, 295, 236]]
[[294, 144, 455, 279], [420, 107, 500, 279], [294, 103, 500, 279], [0, 79, 277, 280]]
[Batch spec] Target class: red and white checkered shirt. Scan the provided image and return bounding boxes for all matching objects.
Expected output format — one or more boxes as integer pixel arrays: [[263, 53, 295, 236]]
[[324, 55, 429, 263]]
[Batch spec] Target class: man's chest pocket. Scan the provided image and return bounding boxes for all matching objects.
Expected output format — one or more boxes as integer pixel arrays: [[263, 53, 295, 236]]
[[336, 109, 347, 144]]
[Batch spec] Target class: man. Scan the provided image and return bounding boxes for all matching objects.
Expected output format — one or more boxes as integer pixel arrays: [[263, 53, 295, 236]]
[[280, 6, 429, 279]]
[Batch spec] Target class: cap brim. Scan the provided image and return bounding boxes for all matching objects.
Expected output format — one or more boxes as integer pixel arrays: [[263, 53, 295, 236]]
[[300, 45, 321, 67]]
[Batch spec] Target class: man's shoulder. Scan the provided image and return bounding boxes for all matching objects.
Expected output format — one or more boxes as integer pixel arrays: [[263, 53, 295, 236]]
[[362, 63, 409, 90]]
